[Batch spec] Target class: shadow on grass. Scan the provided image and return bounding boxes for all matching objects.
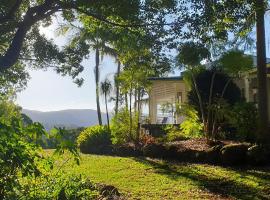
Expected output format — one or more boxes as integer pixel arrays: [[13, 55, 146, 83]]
[[133, 157, 270, 200]]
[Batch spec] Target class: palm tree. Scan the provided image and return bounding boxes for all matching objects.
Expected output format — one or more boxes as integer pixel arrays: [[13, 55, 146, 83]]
[[100, 78, 112, 129], [66, 27, 117, 125], [115, 60, 121, 115]]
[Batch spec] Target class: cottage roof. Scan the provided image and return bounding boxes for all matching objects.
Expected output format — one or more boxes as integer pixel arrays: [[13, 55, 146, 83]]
[[148, 76, 183, 81]]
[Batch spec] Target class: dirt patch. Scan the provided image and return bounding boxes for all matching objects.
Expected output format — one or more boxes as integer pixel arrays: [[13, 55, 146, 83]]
[[168, 138, 243, 152]]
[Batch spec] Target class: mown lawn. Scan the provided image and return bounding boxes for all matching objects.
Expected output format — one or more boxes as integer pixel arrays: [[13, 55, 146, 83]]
[[54, 152, 270, 200]]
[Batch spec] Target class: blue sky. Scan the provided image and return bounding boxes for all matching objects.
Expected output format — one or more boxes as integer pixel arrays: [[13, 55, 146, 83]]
[[16, 15, 270, 112], [16, 23, 118, 112]]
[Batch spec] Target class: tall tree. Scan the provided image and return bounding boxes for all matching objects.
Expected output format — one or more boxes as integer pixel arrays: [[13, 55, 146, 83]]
[[256, 0, 269, 142], [180, 0, 270, 143], [100, 78, 112, 129], [177, 42, 210, 134]]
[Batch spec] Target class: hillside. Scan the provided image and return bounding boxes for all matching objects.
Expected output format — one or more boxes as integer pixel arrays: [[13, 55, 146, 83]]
[[22, 109, 108, 130]]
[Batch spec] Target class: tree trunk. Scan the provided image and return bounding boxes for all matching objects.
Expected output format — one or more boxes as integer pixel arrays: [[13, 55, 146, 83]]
[[125, 93, 128, 110], [105, 92, 110, 130], [206, 71, 217, 136], [134, 88, 138, 111], [95, 48, 102, 125], [191, 70, 206, 133], [129, 90, 133, 141], [256, 0, 269, 143], [136, 89, 142, 141], [115, 61, 121, 115]]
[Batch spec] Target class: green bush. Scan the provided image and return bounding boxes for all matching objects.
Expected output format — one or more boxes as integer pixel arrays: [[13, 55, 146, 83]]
[[229, 102, 258, 142], [179, 105, 203, 138], [163, 125, 188, 142], [77, 125, 112, 154], [110, 108, 138, 144]]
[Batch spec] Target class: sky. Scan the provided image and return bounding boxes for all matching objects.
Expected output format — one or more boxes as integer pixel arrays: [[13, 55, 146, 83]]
[[16, 22, 118, 112], [15, 14, 270, 112]]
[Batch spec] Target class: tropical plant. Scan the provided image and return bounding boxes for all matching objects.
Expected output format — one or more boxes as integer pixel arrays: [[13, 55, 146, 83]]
[[110, 108, 138, 144], [100, 78, 112, 129], [181, 0, 270, 143], [177, 42, 210, 133], [229, 102, 258, 142], [179, 105, 204, 138], [77, 125, 111, 154]]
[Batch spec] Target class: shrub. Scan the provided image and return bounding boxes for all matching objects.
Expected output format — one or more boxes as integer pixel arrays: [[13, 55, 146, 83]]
[[179, 105, 203, 138], [229, 102, 258, 142], [163, 125, 188, 142], [77, 125, 112, 154], [220, 144, 249, 165], [110, 108, 138, 144]]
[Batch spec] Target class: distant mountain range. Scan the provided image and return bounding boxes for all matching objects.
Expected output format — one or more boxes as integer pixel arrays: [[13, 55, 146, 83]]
[[22, 109, 108, 130]]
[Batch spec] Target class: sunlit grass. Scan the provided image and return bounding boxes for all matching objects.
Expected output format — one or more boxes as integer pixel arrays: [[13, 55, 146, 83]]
[[47, 150, 270, 200]]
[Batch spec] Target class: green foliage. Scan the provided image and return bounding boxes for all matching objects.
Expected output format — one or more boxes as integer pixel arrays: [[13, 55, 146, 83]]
[[0, 100, 84, 199], [111, 108, 138, 144], [19, 173, 99, 200], [77, 125, 112, 154], [44, 127, 84, 149], [0, 101, 44, 198], [179, 105, 203, 138], [188, 70, 242, 110], [229, 102, 258, 142], [219, 50, 253, 75], [177, 42, 210, 67], [163, 125, 187, 142]]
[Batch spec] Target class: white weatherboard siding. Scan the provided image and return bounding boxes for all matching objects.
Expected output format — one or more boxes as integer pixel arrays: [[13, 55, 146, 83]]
[[149, 79, 187, 124]]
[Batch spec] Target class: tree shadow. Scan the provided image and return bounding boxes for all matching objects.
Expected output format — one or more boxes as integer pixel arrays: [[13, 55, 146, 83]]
[[133, 157, 270, 200]]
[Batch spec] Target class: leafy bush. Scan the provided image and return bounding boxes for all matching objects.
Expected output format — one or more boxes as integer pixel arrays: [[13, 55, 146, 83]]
[[0, 101, 44, 199], [179, 105, 203, 138], [229, 102, 258, 142], [0, 99, 97, 199], [44, 127, 85, 149], [110, 108, 138, 144], [188, 70, 242, 114], [163, 125, 188, 142], [77, 125, 112, 154]]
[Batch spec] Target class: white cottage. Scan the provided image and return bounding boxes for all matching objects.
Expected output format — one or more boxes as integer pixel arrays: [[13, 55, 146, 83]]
[[145, 58, 270, 125]]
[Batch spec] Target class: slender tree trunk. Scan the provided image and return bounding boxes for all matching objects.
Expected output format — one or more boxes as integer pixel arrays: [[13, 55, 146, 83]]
[[115, 61, 121, 115], [129, 90, 133, 141], [134, 88, 138, 112], [125, 93, 128, 110], [256, 0, 269, 143], [105, 92, 110, 130], [207, 71, 217, 136], [191, 70, 206, 133], [136, 89, 142, 141], [95, 48, 102, 125]]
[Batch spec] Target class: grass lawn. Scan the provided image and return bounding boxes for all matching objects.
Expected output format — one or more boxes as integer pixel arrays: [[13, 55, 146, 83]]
[[55, 152, 270, 200]]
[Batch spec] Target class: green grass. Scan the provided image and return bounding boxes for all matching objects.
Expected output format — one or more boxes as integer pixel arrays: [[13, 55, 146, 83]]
[[54, 152, 270, 200]]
